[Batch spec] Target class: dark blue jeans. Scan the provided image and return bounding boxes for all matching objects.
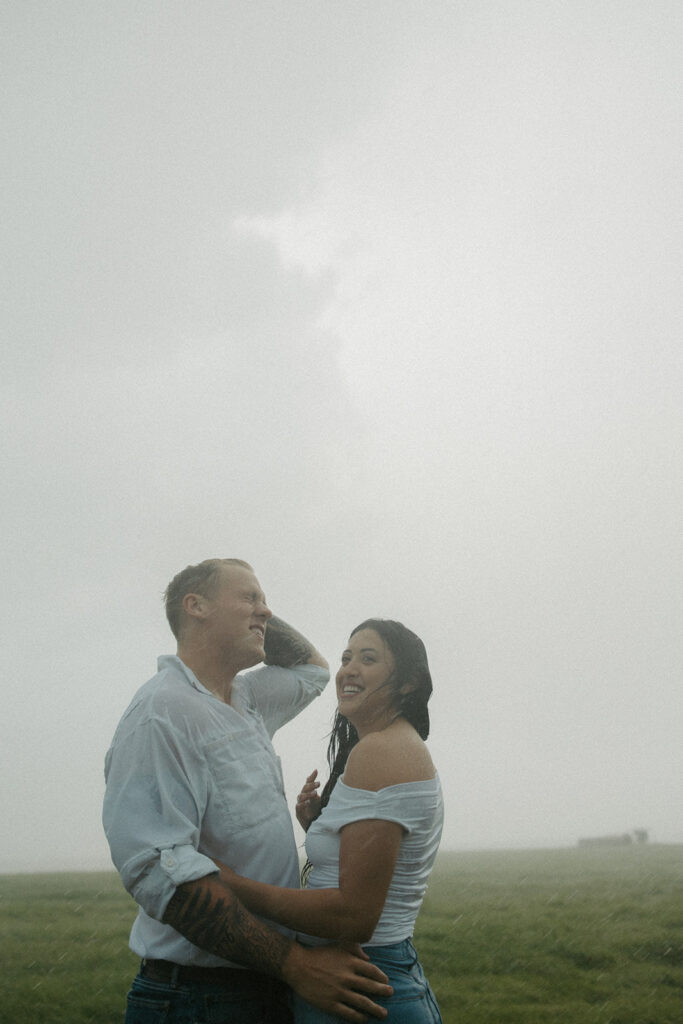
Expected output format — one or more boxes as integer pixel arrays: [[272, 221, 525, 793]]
[[293, 939, 442, 1023], [124, 965, 292, 1023]]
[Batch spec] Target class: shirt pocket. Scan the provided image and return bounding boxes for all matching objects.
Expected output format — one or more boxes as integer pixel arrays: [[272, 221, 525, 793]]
[[204, 733, 284, 833]]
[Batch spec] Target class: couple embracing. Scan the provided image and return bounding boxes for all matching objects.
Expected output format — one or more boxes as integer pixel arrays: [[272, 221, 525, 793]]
[[103, 557, 443, 1023]]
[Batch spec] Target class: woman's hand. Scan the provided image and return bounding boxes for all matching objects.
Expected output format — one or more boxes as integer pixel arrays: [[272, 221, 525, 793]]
[[296, 769, 322, 831]]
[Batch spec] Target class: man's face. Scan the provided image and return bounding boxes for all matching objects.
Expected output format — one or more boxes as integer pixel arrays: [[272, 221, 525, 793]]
[[204, 564, 272, 669]]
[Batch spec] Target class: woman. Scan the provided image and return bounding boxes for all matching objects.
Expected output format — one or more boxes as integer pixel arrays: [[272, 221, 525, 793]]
[[221, 618, 443, 1023]]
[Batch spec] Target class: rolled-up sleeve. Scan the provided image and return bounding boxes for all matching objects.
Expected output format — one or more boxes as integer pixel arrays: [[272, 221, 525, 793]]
[[103, 714, 218, 920]]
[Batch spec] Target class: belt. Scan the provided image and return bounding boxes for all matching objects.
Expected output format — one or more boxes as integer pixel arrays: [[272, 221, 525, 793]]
[[141, 958, 265, 988]]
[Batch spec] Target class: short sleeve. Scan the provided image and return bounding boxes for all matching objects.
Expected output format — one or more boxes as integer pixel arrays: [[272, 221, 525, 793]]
[[324, 781, 428, 835]]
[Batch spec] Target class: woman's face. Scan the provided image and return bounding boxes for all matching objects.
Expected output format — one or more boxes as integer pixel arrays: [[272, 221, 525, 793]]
[[335, 628, 397, 735]]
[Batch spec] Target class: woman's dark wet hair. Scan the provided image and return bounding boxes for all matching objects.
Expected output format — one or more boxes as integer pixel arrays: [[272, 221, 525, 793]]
[[318, 618, 433, 813]]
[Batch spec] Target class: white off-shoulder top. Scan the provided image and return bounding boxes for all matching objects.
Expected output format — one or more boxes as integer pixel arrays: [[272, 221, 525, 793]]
[[301, 774, 444, 946]]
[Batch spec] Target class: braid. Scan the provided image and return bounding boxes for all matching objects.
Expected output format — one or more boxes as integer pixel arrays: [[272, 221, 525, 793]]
[[320, 713, 359, 810], [301, 713, 358, 885]]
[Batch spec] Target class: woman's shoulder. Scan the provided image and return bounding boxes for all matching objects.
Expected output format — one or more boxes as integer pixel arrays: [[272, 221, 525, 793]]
[[344, 722, 436, 792]]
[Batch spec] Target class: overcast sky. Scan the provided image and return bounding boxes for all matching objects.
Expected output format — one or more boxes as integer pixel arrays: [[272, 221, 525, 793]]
[[1, 1, 681, 873]]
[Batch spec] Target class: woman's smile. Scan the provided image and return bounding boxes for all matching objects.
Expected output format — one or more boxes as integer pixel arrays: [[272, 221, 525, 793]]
[[335, 628, 398, 731]]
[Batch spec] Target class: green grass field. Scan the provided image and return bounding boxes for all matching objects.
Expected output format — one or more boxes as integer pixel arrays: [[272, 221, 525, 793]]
[[1, 845, 681, 1023]]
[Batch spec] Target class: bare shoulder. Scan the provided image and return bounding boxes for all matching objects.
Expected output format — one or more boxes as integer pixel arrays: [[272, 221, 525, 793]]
[[344, 722, 436, 792]]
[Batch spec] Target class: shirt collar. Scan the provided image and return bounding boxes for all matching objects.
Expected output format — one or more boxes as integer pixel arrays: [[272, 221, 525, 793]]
[[157, 653, 216, 698]]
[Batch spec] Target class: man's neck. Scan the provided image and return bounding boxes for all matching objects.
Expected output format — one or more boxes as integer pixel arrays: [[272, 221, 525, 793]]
[[176, 644, 236, 704]]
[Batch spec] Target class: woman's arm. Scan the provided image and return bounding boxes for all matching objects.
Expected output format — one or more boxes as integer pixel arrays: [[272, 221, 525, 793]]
[[217, 731, 411, 942], [217, 816, 402, 943]]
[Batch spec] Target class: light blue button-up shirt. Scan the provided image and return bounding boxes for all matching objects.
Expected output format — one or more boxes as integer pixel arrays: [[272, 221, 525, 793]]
[[103, 654, 328, 966]]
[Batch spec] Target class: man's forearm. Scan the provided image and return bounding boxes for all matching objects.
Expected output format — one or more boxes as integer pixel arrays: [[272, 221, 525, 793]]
[[162, 874, 291, 976], [263, 615, 327, 668], [164, 873, 393, 1021]]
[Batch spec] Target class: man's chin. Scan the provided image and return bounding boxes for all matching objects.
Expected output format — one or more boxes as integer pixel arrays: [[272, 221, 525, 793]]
[[242, 643, 266, 668]]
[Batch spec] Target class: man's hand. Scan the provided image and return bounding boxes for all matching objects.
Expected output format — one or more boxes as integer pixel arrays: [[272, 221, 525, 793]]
[[296, 769, 322, 832], [282, 942, 392, 1023]]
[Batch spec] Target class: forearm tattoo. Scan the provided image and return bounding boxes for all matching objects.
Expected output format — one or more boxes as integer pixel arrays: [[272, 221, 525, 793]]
[[263, 615, 314, 667], [163, 880, 290, 976]]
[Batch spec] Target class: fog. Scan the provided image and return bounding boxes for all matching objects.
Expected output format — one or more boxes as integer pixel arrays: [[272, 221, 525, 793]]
[[1, 1, 681, 873]]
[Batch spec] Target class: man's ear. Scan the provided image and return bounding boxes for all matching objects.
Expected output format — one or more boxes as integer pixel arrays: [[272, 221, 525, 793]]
[[182, 592, 209, 622]]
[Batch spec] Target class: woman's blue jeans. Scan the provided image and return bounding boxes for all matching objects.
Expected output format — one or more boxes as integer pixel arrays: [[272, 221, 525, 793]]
[[124, 965, 292, 1023], [294, 939, 443, 1024]]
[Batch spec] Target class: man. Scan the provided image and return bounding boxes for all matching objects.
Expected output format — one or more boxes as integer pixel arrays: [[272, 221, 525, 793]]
[[103, 558, 390, 1023]]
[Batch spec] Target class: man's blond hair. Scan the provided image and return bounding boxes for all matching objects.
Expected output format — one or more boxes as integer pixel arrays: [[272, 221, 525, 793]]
[[164, 558, 253, 639]]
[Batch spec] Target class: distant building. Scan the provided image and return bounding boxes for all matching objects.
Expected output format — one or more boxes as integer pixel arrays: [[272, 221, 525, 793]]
[[577, 829, 648, 847], [578, 833, 632, 847]]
